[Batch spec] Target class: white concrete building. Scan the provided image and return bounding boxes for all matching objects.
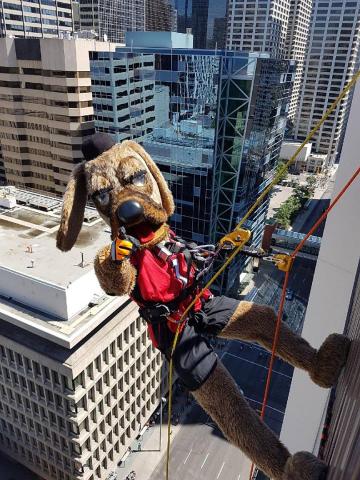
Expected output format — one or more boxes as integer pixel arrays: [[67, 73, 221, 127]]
[[0, 37, 115, 194], [280, 141, 312, 163], [293, 0, 360, 162], [0, 0, 73, 38], [280, 79, 360, 461], [280, 140, 329, 173], [0, 189, 165, 480]]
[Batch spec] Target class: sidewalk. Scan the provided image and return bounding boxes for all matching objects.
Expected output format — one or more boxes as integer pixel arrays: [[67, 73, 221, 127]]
[[116, 389, 194, 480]]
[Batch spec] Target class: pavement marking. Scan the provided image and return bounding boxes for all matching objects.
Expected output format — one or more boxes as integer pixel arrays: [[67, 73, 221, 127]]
[[244, 395, 285, 415], [217, 462, 225, 478], [183, 449, 192, 464], [201, 452, 209, 469], [223, 351, 293, 379]]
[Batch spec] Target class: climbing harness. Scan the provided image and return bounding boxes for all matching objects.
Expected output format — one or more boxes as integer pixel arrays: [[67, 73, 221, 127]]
[[164, 70, 360, 480]]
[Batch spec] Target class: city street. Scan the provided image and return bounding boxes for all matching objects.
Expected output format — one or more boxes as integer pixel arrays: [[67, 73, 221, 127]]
[[292, 174, 335, 236]]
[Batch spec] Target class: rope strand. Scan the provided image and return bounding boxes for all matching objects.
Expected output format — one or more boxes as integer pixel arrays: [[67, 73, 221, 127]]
[[248, 165, 360, 480], [165, 71, 360, 480]]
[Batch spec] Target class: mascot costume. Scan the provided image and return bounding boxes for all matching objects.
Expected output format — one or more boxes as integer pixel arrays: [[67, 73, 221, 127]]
[[57, 133, 350, 479]]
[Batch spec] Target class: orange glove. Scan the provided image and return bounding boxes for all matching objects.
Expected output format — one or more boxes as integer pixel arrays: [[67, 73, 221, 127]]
[[111, 238, 134, 264]]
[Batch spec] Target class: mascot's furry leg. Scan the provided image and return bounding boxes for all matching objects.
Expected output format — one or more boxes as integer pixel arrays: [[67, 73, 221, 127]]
[[193, 361, 328, 480], [220, 302, 350, 388], [193, 301, 350, 479]]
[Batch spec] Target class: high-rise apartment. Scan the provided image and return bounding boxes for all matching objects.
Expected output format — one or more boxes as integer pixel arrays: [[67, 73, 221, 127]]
[[227, 0, 291, 58], [91, 32, 294, 292], [175, 0, 228, 49], [0, 0, 73, 38], [76, 0, 145, 43], [293, 0, 360, 162], [0, 187, 165, 480], [0, 37, 115, 195]]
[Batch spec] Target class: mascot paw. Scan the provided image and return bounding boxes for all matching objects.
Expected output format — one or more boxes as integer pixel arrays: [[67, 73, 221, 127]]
[[283, 452, 327, 480], [310, 334, 350, 388], [94, 245, 136, 296]]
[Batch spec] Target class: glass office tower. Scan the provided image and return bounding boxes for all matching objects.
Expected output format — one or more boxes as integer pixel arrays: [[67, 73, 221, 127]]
[[90, 36, 293, 291], [175, 0, 228, 49]]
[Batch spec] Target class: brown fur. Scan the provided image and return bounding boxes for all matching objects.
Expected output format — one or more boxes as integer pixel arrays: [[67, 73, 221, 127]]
[[56, 163, 87, 252], [283, 452, 327, 480], [125, 141, 175, 216], [57, 140, 174, 296], [309, 334, 350, 388], [193, 361, 290, 480], [94, 245, 137, 296], [220, 302, 350, 388], [220, 301, 316, 372]]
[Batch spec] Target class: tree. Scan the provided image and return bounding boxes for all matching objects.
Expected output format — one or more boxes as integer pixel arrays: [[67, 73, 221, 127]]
[[306, 175, 317, 196], [274, 160, 288, 184], [274, 195, 301, 229]]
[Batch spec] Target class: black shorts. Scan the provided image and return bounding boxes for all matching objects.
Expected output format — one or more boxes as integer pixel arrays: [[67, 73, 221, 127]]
[[157, 295, 239, 391]]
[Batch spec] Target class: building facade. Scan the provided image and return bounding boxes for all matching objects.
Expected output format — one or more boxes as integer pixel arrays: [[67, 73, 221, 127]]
[[76, 0, 145, 43], [175, 0, 228, 49], [145, 0, 177, 32], [0, 191, 165, 480], [0, 37, 115, 194], [280, 81, 360, 465], [293, 0, 360, 162], [0, 0, 73, 38], [285, 0, 313, 120], [226, 0, 313, 124], [226, 0, 291, 58], [90, 32, 294, 292]]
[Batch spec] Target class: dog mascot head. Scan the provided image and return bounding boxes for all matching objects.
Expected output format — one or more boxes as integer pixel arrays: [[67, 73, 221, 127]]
[[56, 133, 174, 253]]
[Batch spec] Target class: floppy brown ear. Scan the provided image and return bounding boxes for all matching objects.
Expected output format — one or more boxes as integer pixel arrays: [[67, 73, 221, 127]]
[[125, 141, 175, 216], [56, 162, 87, 252]]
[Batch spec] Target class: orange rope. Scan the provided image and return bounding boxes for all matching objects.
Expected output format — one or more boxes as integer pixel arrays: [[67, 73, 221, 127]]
[[248, 166, 360, 480]]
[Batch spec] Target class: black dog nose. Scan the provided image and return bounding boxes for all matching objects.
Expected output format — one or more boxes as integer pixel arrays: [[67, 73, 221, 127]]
[[116, 200, 143, 224]]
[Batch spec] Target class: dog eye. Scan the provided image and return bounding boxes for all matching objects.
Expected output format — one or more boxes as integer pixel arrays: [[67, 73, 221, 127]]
[[92, 188, 112, 207], [126, 170, 147, 187]]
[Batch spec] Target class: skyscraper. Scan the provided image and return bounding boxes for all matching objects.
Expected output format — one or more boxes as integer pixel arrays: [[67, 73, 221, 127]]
[[293, 0, 360, 162], [0, 37, 114, 195], [285, 0, 313, 120], [175, 0, 228, 49], [227, 0, 291, 58], [226, 0, 314, 123], [145, 0, 177, 32], [90, 32, 294, 292], [76, 0, 145, 43], [0, 0, 73, 38]]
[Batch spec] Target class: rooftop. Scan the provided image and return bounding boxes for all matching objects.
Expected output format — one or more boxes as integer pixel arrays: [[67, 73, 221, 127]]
[[125, 31, 194, 49], [0, 187, 125, 349]]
